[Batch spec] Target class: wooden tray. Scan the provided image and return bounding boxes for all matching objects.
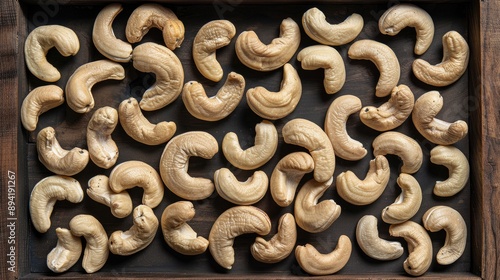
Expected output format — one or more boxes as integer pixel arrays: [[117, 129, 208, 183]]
[[1, 0, 498, 279]]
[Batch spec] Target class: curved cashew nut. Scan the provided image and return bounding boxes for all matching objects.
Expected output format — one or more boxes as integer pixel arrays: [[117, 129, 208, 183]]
[[69, 214, 109, 274], [109, 205, 159, 256], [413, 31, 469, 87], [412, 91, 468, 145], [87, 175, 132, 218], [21, 85, 64, 132], [372, 131, 423, 174], [159, 131, 219, 200], [282, 118, 335, 183], [294, 177, 340, 233], [389, 221, 432, 276], [235, 18, 300, 71], [161, 201, 209, 255], [118, 97, 176, 146], [336, 155, 390, 206], [92, 3, 132, 62], [295, 235, 352, 275], [296, 45, 346, 94], [422, 205, 467, 265], [47, 227, 82, 273], [208, 206, 271, 269], [270, 152, 314, 207], [182, 72, 245, 121], [132, 42, 184, 111], [378, 4, 434, 55], [24, 25, 79, 82], [302, 7, 363, 46], [65, 59, 125, 113], [430, 145, 469, 197], [222, 120, 278, 170], [356, 215, 403, 261], [87, 106, 119, 169], [109, 160, 164, 208], [30, 175, 83, 233], [214, 168, 268, 205], [251, 213, 296, 263], [348, 39, 400, 97], [37, 126, 89, 176], [360, 84, 415, 131], [193, 20, 236, 82], [246, 63, 302, 120], [382, 173, 422, 224], [324, 94, 367, 161]]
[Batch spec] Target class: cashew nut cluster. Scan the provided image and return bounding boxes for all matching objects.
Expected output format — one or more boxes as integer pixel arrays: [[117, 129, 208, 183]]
[[214, 168, 268, 205], [295, 235, 352, 275], [430, 145, 470, 197], [356, 215, 403, 261], [47, 227, 82, 273], [87, 106, 119, 169], [21, 85, 64, 132], [372, 131, 423, 174], [87, 175, 133, 219], [381, 173, 422, 224]]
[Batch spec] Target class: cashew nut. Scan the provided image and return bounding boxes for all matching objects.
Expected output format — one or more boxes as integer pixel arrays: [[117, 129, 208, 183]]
[[324, 94, 367, 161], [422, 205, 467, 265], [30, 175, 83, 233], [47, 227, 82, 273], [159, 131, 218, 200], [360, 84, 415, 131], [378, 4, 434, 55], [193, 20, 236, 82], [430, 145, 469, 197], [87, 106, 119, 169], [235, 18, 300, 71], [109, 205, 159, 256], [412, 90, 468, 145], [161, 201, 209, 255], [65, 59, 125, 113], [132, 42, 184, 111], [87, 175, 132, 219], [109, 160, 164, 208], [246, 63, 302, 120], [382, 173, 422, 224], [69, 214, 109, 274], [251, 213, 296, 263], [24, 25, 79, 82], [282, 118, 335, 183], [208, 206, 271, 269], [372, 131, 423, 174], [413, 31, 469, 87], [36, 126, 89, 176], [182, 72, 245, 121], [295, 235, 352, 275], [214, 168, 268, 205], [302, 7, 363, 46], [389, 221, 432, 276], [296, 45, 346, 94], [21, 85, 64, 132], [336, 155, 390, 206], [356, 215, 403, 261], [222, 120, 278, 170], [118, 97, 176, 146], [92, 3, 133, 63], [348, 39, 400, 97]]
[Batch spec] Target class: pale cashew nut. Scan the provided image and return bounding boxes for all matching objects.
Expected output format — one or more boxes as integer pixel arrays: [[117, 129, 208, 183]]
[[24, 25, 79, 82], [65, 59, 125, 113], [161, 201, 209, 255], [336, 155, 390, 206], [430, 145, 469, 197], [214, 168, 268, 205], [182, 72, 245, 121], [37, 126, 89, 176], [235, 18, 300, 71], [382, 173, 422, 224], [222, 120, 278, 170], [159, 131, 218, 200], [246, 63, 302, 120], [47, 227, 82, 273], [30, 175, 83, 233], [21, 85, 64, 132], [109, 205, 159, 256], [87, 175, 132, 219], [412, 91, 468, 145], [87, 106, 119, 169], [356, 215, 403, 261], [348, 39, 400, 97], [295, 235, 352, 275], [324, 94, 367, 161], [193, 20, 236, 82], [372, 131, 423, 174], [208, 206, 271, 269], [251, 213, 296, 263], [422, 205, 467, 265], [413, 31, 469, 87]]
